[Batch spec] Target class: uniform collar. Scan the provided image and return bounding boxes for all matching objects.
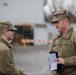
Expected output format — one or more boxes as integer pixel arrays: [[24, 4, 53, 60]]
[[58, 27, 73, 39], [0, 38, 12, 48]]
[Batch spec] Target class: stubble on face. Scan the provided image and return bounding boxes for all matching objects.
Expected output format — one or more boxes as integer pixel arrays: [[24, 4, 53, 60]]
[[56, 19, 66, 35]]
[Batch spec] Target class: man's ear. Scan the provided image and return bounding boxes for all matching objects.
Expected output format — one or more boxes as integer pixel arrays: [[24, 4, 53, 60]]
[[64, 18, 69, 24], [3, 30, 7, 34]]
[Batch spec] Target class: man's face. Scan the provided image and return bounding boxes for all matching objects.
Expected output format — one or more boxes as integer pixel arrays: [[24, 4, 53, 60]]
[[53, 19, 66, 33], [5, 30, 15, 41]]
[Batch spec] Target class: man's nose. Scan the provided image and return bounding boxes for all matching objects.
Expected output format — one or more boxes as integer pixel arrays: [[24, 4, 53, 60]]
[[13, 32, 15, 34]]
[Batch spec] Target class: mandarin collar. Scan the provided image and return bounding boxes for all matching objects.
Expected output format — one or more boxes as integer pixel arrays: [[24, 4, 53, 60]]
[[0, 38, 12, 48]]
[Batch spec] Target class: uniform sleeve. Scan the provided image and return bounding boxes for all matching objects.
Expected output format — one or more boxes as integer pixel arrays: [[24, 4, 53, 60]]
[[49, 43, 53, 53], [49, 39, 55, 53], [64, 56, 76, 66], [0, 50, 24, 75], [64, 34, 76, 66]]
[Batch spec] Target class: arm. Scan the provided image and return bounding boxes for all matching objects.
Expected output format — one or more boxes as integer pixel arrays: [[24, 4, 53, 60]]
[[57, 36, 76, 66], [64, 33, 76, 66], [0, 50, 24, 75], [49, 40, 55, 53], [55, 57, 76, 66], [64, 54, 76, 66]]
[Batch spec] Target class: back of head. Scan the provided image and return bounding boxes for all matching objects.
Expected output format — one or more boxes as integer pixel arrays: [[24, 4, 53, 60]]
[[51, 9, 70, 23]]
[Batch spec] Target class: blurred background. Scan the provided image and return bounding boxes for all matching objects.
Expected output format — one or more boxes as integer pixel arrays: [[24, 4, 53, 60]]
[[0, 0, 76, 75]]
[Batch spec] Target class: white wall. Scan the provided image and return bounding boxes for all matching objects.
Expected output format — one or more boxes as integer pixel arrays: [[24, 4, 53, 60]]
[[0, 0, 45, 25], [34, 24, 48, 45]]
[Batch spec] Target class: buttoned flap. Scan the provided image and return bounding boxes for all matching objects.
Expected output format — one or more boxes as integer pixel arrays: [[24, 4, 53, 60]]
[[54, 40, 59, 46], [53, 40, 59, 47], [52, 39, 60, 52]]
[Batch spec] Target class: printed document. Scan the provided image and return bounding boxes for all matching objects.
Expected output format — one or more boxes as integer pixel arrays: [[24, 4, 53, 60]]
[[48, 53, 57, 70]]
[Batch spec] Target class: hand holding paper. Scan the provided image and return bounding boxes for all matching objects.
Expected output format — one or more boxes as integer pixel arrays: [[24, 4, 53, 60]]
[[48, 52, 64, 73], [55, 57, 65, 65]]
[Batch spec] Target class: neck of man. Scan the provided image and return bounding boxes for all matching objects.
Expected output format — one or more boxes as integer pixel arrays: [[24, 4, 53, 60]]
[[61, 25, 70, 36]]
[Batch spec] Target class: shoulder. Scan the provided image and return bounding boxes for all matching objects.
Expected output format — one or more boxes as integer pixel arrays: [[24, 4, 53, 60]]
[[72, 30, 76, 35], [51, 35, 59, 46], [0, 42, 9, 52], [70, 29, 76, 44], [71, 30, 76, 38], [53, 35, 59, 42]]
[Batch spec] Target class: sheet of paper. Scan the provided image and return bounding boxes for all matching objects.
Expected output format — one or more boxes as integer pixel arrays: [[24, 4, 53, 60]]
[[48, 53, 57, 70]]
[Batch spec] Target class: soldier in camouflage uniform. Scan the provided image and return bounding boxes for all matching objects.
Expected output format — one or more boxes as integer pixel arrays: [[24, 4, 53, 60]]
[[0, 21, 26, 75], [49, 10, 76, 75]]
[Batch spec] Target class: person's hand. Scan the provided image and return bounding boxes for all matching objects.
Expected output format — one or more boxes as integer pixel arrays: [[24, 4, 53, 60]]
[[21, 68, 27, 75], [55, 57, 65, 65], [23, 73, 27, 75]]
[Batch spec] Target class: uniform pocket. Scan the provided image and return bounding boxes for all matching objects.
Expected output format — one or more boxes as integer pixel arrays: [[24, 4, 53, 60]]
[[53, 43, 59, 52]]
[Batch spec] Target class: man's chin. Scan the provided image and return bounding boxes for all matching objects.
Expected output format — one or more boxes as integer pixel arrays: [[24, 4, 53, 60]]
[[58, 29, 61, 33], [58, 30, 60, 33]]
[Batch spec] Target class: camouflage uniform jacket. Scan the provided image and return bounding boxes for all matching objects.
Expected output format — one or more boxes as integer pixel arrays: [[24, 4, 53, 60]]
[[0, 38, 23, 75], [50, 27, 76, 75]]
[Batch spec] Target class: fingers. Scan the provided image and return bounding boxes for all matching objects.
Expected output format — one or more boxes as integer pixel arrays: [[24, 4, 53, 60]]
[[55, 57, 65, 64], [21, 68, 24, 72], [24, 73, 27, 75], [21, 68, 27, 75], [55, 58, 60, 64]]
